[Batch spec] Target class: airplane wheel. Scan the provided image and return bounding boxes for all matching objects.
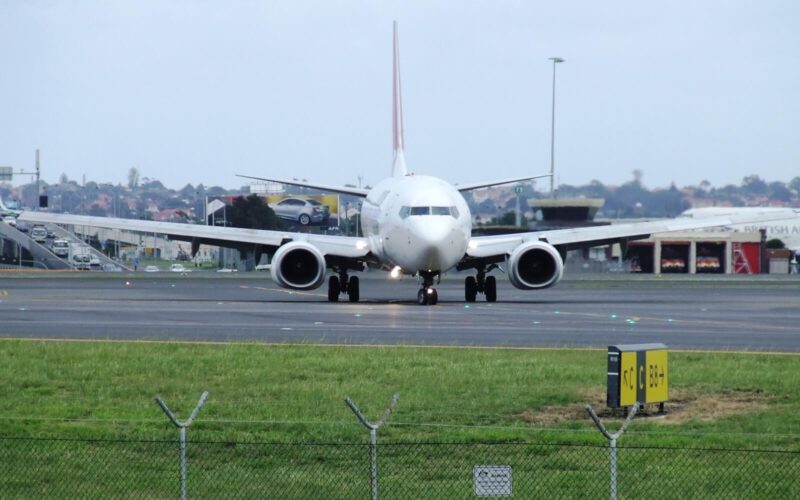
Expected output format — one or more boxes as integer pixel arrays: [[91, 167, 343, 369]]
[[417, 288, 428, 305], [485, 276, 497, 302], [328, 276, 340, 302], [429, 288, 438, 305], [347, 276, 360, 302], [465, 276, 477, 302]]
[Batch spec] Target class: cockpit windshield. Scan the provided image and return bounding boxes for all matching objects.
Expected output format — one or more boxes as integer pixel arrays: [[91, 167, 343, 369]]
[[400, 206, 459, 219], [410, 206, 430, 216], [431, 206, 452, 216]]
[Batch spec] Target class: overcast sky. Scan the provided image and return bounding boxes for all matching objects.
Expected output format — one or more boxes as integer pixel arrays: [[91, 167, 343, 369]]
[[1, 1, 798, 191]]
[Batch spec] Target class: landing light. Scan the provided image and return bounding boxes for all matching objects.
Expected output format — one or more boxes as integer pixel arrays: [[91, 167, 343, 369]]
[[427, 288, 434, 294], [355, 240, 367, 250], [390, 266, 402, 278]]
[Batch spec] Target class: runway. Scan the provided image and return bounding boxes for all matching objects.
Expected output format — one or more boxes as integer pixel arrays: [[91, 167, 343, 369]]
[[0, 274, 798, 351]]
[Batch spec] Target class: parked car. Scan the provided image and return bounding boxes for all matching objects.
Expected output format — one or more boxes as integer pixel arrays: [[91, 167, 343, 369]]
[[169, 263, 190, 273], [45, 226, 56, 238], [89, 255, 101, 269], [71, 253, 91, 270], [2, 215, 16, 227], [268, 198, 330, 226], [31, 225, 48, 243], [144, 265, 160, 273], [52, 239, 70, 257]]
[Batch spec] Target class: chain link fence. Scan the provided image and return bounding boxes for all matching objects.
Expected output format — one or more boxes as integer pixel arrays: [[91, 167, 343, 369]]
[[1, 436, 797, 499]]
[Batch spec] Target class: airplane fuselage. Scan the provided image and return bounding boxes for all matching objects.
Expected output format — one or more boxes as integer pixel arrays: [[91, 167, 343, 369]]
[[360, 174, 472, 275]]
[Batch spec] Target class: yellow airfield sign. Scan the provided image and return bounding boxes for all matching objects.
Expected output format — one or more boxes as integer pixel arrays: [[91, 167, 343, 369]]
[[619, 351, 637, 406], [607, 343, 668, 408], [644, 349, 668, 403]]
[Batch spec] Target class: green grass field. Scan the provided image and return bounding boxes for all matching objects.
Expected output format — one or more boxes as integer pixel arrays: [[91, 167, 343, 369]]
[[1, 339, 798, 498], [1, 339, 798, 448]]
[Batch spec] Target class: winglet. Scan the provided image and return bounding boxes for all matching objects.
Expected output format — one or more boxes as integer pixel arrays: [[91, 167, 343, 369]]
[[392, 21, 408, 178]]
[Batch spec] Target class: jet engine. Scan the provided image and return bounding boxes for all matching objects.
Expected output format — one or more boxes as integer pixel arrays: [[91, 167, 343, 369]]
[[507, 241, 564, 290], [271, 241, 327, 290]]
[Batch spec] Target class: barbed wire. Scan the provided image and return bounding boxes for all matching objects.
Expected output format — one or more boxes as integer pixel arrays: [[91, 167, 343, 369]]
[[0, 414, 797, 439]]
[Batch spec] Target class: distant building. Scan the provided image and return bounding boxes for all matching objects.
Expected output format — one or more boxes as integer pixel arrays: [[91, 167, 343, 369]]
[[528, 197, 606, 228], [624, 230, 764, 274]]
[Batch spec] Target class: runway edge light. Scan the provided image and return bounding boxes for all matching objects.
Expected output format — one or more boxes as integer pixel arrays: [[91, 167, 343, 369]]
[[607, 343, 668, 412]]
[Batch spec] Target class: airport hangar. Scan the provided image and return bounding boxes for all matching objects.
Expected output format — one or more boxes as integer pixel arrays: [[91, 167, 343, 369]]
[[525, 197, 793, 276]]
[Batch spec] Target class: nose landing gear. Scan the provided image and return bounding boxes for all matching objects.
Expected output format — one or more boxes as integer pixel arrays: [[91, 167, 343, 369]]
[[464, 266, 497, 303], [417, 286, 438, 305], [417, 271, 439, 306]]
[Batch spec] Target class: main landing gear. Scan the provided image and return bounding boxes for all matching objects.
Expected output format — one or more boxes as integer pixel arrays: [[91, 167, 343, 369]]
[[417, 271, 439, 306], [465, 267, 497, 303], [327, 270, 359, 303]]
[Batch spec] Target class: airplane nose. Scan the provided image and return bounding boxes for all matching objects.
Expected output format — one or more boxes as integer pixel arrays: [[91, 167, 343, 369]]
[[415, 220, 451, 246], [408, 219, 455, 270]]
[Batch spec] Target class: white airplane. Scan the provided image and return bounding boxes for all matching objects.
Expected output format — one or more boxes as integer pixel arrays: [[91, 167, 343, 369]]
[[19, 23, 799, 305], [682, 207, 800, 251]]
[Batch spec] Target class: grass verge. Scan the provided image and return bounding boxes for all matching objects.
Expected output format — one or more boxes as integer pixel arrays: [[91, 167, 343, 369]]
[[0, 339, 798, 448], [1, 339, 798, 498]]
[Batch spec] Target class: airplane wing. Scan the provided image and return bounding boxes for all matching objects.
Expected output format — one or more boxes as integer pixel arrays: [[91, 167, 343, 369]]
[[237, 174, 369, 197], [17, 212, 371, 259], [465, 209, 800, 259], [455, 174, 552, 192], [239, 173, 552, 195]]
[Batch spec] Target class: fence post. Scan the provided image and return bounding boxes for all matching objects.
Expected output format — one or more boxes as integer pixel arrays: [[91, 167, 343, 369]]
[[156, 391, 209, 500], [344, 393, 399, 500], [585, 402, 638, 500]]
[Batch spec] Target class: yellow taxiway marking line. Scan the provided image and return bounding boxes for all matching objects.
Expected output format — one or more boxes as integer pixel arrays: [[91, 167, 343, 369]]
[[0, 337, 798, 356]]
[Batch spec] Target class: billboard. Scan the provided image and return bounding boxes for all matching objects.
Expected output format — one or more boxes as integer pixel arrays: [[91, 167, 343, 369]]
[[206, 193, 344, 231], [265, 194, 340, 228]]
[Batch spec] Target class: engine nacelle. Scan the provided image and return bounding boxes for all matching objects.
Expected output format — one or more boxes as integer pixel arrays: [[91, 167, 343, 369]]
[[271, 241, 327, 290], [507, 241, 564, 290]]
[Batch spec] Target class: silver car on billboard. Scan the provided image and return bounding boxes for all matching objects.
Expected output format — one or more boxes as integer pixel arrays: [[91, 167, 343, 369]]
[[269, 197, 330, 225]]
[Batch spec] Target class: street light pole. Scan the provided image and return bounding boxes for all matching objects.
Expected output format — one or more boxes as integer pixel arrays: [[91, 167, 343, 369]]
[[35, 149, 40, 211], [548, 57, 564, 198]]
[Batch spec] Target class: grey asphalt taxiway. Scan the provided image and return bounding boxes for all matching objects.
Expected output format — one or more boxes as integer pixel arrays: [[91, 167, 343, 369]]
[[0, 273, 798, 351]]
